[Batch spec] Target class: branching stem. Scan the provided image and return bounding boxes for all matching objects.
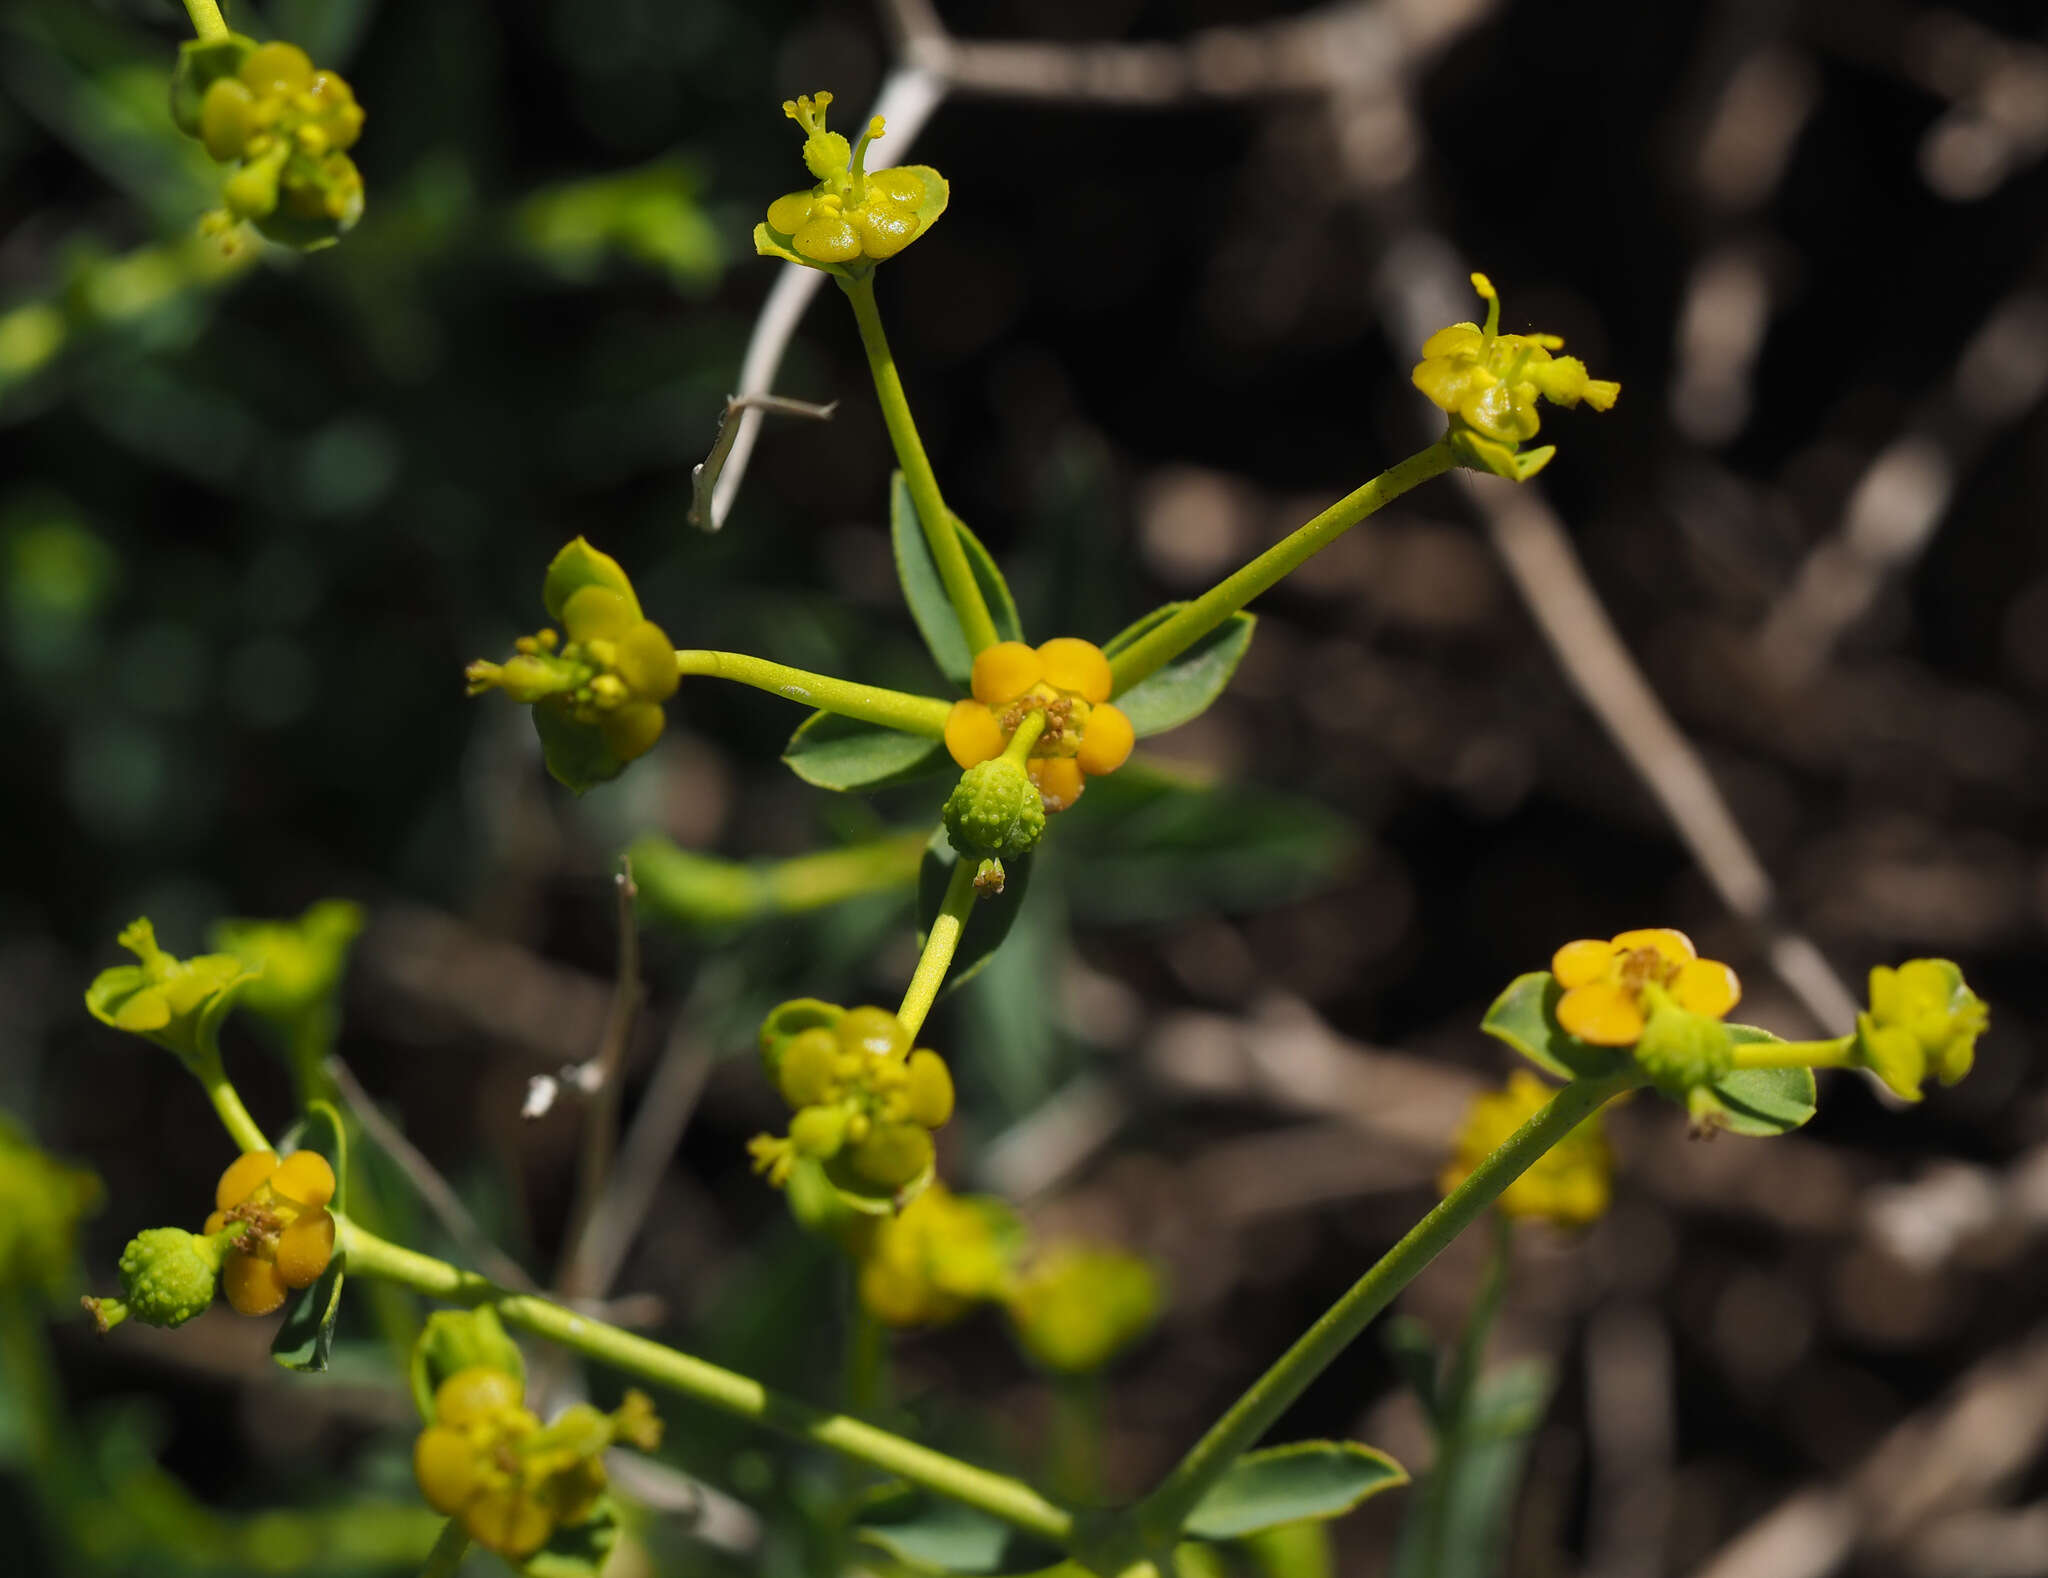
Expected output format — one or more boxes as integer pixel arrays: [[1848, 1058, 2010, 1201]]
[[840, 273, 998, 654], [675, 649, 952, 734], [1107, 440, 1457, 695]]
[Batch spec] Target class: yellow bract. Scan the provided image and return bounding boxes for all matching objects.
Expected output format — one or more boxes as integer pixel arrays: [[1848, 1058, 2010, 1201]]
[[1551, 927, 1740, 1047], [943, 637, 1135, 811], [204, 1148, 337, 1316], [1441, 1071, 1612, 1227]]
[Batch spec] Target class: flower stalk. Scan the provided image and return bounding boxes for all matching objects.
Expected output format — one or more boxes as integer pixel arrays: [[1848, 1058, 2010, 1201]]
[[674, 648, 951, 735]]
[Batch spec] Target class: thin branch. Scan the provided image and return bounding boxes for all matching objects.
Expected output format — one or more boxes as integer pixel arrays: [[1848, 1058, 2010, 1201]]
[[708, 67, 948, 530], [326, 1053, 541, 1294], [558, 1001, 717, 1300], [555, 858, 644, 1298], [688, 394, 837, 530]]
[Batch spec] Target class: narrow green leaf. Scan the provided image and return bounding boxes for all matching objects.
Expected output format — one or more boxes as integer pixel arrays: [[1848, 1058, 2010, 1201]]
[[890, 472, 1022, 687], [918, 826, 1032, 995], [1392, 1360, 1553, 1578], [1478, 972, 1633, 1082], [1708, 1026, 1818, 1136], [854, 1484, 1064, 1575], [781, 710, 950, 791], [1182, 1441, 1408, 1541], [1103, 607, 1256, 737], [271, 1101, 347, 1373]]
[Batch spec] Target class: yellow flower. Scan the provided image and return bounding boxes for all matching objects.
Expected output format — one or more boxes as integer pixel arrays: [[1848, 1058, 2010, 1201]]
[[176, 39, 366, 249], [1440, 1071, 1612, 1227], [1550, 928, 1740, 1047], [854, 1183, 1019, 1328], [466, 538, 680, 789], [412, 1366, 660, 1559], [756, 92, 947, 272], [942, 638, 1135, 813], [1412, 274, 1618, 481], [1855, 959, 1987, 1101], [84, 919, 255, 1066], [748, 1003, 956, 1211], [1005, 1244, 1161, 1374], [204, 1148, 337, 1316]]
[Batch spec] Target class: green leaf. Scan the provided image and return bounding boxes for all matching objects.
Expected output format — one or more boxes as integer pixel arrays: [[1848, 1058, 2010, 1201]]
[[890, 472, 1023, 687], [542, 536, 640, 623], [1707, 1026, 1818, 1136], [1392, 1360, 1553, 1578], [1479, 972, 1632, 1082], [1103, 607, 1256, 737], [1182, 1442, 1408, 1541], [782, 710, 950, 791], [533, 703, 625, 795], [1059, 765, 1358, 926], [1238, 1521, 1337, 1578], [271, 1101, 346, 1374], [854, 1484, 1064, 1576], [517, 1500, 620, 1578], [170, 34, 255, 139], [919, 826, 1032, 996]]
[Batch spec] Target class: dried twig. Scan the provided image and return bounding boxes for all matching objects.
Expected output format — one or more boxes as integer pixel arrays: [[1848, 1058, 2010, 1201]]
[[554, 858, 644, 1298], [326, 1053, 540, 1294], [687, 393, 837, 530]]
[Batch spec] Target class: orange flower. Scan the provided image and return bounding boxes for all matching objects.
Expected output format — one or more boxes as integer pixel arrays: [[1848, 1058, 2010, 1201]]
[[203, 1148, 337, 1315], [1551, 928, 1740, 1047], [942, 637, 1135, 811]]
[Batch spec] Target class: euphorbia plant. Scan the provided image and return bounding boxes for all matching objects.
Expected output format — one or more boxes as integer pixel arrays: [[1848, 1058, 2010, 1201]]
[[57, 40, 1993, 1577]]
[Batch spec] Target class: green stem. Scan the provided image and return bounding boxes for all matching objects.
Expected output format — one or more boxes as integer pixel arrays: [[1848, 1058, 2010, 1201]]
[[338, 1220, 1073, 1547], [1729, 1035, 1855, 1070], [181, 0, 230, 42], [1420, 1215, 1512, 1576], [897, 855, 979, 1042], [765, 833, 928, 911], [419, 1520, 469, 1578], [190, 1047, 269, 1154], [839, 273, 998, 655], [1133, 1066, 1641, 1544], [1107, 441, 1457, 696], [676, 649, 952, 735]]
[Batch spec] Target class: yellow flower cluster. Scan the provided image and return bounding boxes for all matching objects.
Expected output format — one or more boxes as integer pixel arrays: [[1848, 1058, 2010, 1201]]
[[205, 1148, 338, 1316], [466, 537, 680, 776], [749, 1003, 956, 1209], [1551, 927, 1740, 1047], [193, 43, 365, 244], [1412, 274, 1618, 479], [1857, 959, 1988, 1101], [852, 1182, 1018, 1328], [944, 639, 1136, 812], [413, 1366, 660, 1559], [758, 93, 941, 269], [1440, 1071, 1612, 1227]]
